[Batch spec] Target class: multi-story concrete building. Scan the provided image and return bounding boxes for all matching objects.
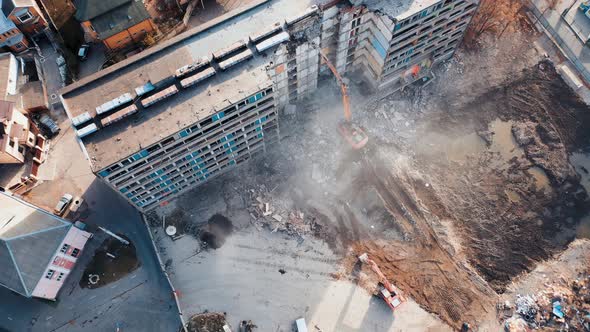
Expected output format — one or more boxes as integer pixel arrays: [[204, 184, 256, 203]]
[[59, 0, 479, 212]]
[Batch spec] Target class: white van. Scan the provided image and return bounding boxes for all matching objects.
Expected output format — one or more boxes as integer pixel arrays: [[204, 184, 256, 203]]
[[295, 318, 308, 332]]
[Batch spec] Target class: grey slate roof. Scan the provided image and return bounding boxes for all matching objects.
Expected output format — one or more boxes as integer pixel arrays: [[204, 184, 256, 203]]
[[1, 0, 15, 18], [90, 0, 150, 39], [0, 5, 16, 33], [0, 192, 71, 297], [74, 0, 131, 21]]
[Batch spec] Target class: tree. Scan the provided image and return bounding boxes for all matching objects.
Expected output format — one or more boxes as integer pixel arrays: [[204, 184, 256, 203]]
[[464, 0, 525, 48]]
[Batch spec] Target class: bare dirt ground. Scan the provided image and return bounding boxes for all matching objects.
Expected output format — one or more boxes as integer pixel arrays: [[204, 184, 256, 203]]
[[152, 27, 590, 331]]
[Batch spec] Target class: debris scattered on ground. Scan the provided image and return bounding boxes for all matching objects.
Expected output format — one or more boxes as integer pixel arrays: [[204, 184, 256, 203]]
[[505, 270, 590, 330], [186, 312, 228, 332], [80, 235, 140, 289], [247, 185, 313, 237], [238, 320, 257, 332]]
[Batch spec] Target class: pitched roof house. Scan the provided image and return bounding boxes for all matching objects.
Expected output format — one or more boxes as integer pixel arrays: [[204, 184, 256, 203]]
[[74, 0, 154, 51], [0, 192, 92, 300], [0, 0, 48, 52]]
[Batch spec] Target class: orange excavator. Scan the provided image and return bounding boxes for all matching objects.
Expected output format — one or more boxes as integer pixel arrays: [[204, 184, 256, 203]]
[[318, 50, 368, 150], [358, 253, 405, 312]]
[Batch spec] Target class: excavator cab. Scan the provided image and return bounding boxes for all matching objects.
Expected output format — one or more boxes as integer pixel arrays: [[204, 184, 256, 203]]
[[377, 282, 404, 311], [316, 47, 368, 150], [338, 121, 368, 150], [359, 253, 405, 312]]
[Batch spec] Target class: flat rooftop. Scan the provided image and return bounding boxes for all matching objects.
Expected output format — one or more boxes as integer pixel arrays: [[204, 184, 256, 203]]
[[351, 0, 442, 20], [83, 56, 272, 170], [60, 0, 324, 171]]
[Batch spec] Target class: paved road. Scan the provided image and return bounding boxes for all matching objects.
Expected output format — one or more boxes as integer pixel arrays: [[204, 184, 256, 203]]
[[0, 38, 181, 332], [0, 180, 180, 332]]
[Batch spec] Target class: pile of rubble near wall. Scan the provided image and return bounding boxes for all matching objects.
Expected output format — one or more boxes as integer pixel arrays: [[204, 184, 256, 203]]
[[502, 271, 590, 331]]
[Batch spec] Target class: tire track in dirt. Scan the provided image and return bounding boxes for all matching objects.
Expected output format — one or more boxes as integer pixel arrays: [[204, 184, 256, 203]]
[[339, 148, 498, 329]]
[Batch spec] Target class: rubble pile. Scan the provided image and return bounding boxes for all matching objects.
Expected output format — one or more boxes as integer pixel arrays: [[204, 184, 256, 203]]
[[186, 312, 228, 332], [247, 185, 312, 237], [505, 271, 590, 331]]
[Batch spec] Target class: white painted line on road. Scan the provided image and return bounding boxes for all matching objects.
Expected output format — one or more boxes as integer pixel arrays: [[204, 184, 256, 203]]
[[110, 284, 118, 289], [130, 274, 137, 279], [46, 316, 53, 321], [89, 295, 97, 300]]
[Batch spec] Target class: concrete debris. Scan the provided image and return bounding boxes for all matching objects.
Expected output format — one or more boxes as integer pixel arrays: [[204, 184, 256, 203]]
[[504, 316, 529, 332], [514, 295, 538, 323], [505, 270, 590, 330], [247, 185, 314, 238]]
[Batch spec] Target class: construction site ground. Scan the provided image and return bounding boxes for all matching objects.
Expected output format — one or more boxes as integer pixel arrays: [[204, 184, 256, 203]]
[[150, 28, 590, 331]]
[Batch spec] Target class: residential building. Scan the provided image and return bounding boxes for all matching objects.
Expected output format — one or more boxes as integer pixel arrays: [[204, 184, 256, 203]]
[[0, 192, 92, 300], [4, 0, 48, 36], [0, 52, 48, 165], [74, 0, 155, 51], [0, 99, 33, 163], [59, 0, 479, 212], [0, 0, 49, 52]]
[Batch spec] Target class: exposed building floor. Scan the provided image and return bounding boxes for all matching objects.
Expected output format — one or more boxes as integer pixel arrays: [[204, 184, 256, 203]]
[[151, 25, 590, 331]]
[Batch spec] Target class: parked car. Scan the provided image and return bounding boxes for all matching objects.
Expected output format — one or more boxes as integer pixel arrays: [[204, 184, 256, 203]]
[[53, 193, 73, 216], [78, 44, 90, 61], [68, 196, 84, 214], [35, 113, 60, 138]]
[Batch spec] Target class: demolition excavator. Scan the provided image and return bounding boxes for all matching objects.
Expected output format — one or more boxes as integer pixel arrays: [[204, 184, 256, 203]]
[[359, 253, 405, 311], [318, 50, 368, 149]]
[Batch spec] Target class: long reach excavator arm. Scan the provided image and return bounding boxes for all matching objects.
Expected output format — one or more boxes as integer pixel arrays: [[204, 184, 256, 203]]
[[315, 47, 368, 149]]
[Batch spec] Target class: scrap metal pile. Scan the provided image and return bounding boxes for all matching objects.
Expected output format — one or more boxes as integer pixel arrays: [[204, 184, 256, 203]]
[[503, 271, 590, 331]]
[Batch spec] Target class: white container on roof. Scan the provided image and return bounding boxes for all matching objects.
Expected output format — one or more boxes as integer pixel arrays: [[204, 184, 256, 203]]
[[180, 67, 216, 88], [95, 93, 133, 115], [213, 40, 247, 60], [71, 111, 92, 127], [255, 31, 290, 53], [175, 56, 210, 78], [250, 24, 282, 43], [76, 123, 98, 138], [134, 82, 155, 97], [218, 49, 254, 71]]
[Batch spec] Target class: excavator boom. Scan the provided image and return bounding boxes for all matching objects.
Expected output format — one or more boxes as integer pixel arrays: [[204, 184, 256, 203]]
[[313, 46, 368, 149], [359, 253, 405, 312], [319, 52, 352, 122]]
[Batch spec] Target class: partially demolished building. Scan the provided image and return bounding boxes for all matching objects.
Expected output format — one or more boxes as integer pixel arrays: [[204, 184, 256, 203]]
[[59, 0, 479, 212]]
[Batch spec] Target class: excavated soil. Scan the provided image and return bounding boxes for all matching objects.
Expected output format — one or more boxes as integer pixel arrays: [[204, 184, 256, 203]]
[[420, 61, 590, 290]]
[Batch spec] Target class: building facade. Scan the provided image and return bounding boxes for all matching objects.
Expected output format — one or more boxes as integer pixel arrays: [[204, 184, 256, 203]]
[[74, 0, 155, 51], [0, 52, 48, 166], [0, 192, 92, 301], [60, 0, 480, 212], [0, 0, 49, 53], [0, 100, 35, 163]]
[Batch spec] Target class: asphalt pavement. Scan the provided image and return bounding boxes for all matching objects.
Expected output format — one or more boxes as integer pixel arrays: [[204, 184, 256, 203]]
[[0, 179, 181, 332], [0, 37, 181, 332]]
